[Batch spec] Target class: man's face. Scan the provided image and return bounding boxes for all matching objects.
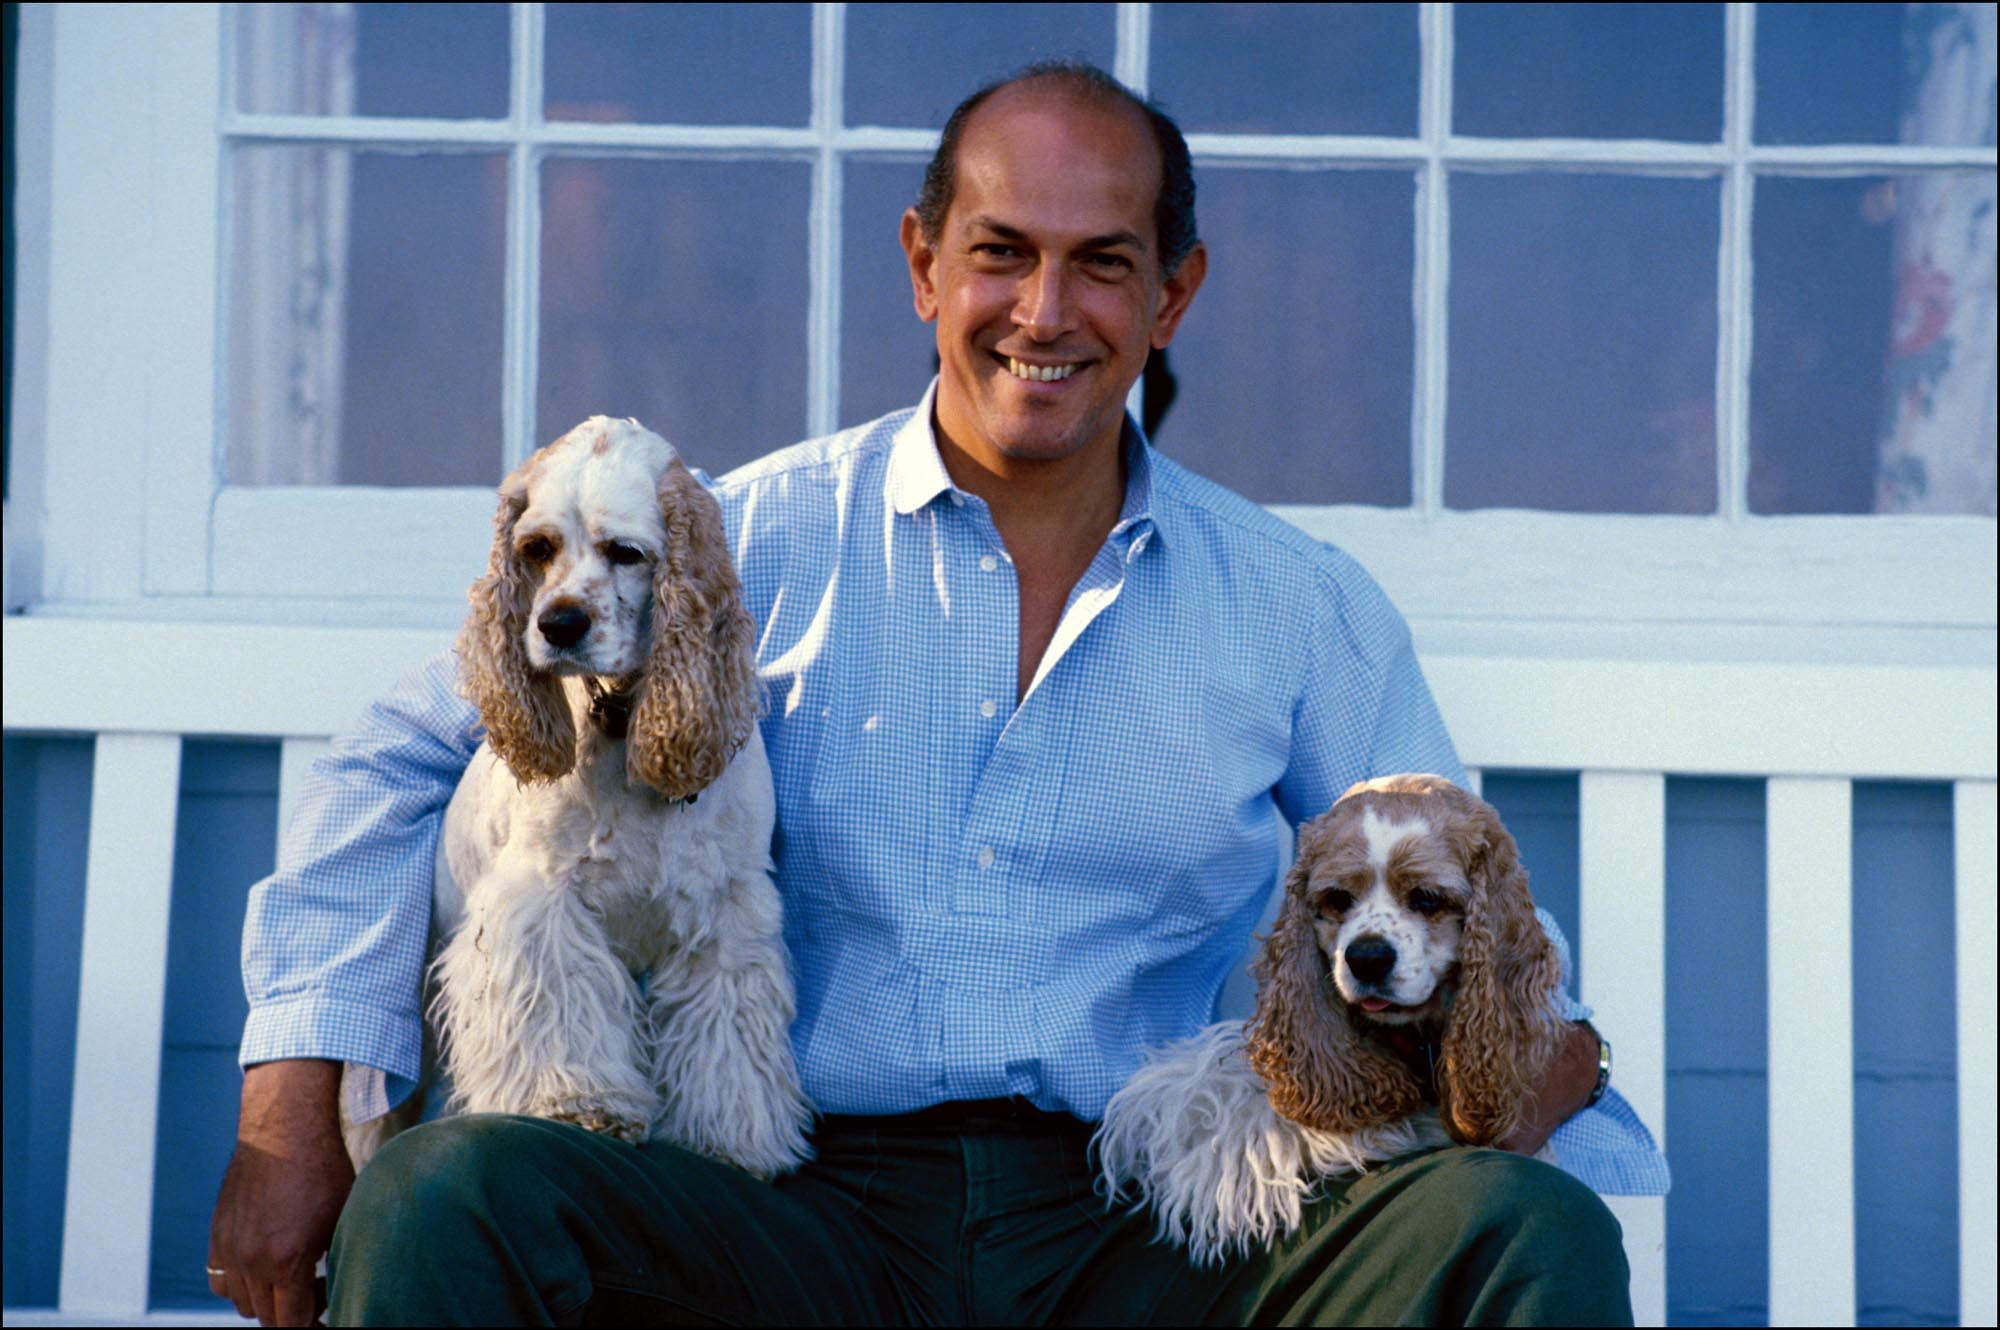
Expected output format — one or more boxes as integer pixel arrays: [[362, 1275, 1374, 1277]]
[[901, 87, 1205, 471]]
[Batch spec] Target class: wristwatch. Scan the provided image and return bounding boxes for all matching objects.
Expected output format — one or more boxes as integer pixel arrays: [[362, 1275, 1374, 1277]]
[[1583, 1023, 1612, 1108]]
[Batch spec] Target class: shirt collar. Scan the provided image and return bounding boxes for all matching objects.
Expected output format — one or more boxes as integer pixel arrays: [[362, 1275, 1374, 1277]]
[[886, 377, 1159, 546]]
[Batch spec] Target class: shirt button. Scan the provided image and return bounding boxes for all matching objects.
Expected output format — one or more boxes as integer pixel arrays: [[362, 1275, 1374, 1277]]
[[979, 698, 998, 718], [977, 846, 995, 869], [980, 554, 998, 572]]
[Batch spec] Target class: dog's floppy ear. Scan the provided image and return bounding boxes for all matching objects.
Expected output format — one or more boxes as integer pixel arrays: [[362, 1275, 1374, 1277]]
[[627, 461, 760, 800], [1437, 789, 1565, 1144], [458, 463, 576, 783], [1246, 820, 1425, 1133]]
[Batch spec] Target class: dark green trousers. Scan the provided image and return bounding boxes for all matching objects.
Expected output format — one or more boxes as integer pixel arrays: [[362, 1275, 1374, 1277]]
[[327, 1103, 1631, 1327]]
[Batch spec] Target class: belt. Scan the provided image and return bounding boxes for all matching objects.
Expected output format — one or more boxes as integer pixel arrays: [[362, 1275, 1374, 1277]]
[[818, 1096, 1094, 1136]]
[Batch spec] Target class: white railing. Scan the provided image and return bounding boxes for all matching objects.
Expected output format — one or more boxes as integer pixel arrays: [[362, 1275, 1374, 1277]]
[[2, 617, 1994, 1327]]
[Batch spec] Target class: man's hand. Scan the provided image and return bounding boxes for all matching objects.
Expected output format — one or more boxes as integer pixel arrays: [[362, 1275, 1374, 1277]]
[[208, 1059, 354, 1327], [1497, 1022, 1602, 1156]]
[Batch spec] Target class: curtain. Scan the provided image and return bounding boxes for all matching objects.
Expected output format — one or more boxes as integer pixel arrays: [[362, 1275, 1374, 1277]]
[[227, 4, 355, 486], [1876, 2, 1998, 515]]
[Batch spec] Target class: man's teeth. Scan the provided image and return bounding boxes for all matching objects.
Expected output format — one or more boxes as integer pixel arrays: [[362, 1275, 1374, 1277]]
[[1005, 357, 1079, 382]]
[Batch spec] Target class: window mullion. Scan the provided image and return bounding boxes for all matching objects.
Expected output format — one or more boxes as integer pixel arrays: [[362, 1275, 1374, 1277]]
[[1717, 1, 1756, 521], [502, 2, 545, 471], [806, 3, 844, 440], [1118, 4, 1150, 426], [1413, 2, 1452, 518]]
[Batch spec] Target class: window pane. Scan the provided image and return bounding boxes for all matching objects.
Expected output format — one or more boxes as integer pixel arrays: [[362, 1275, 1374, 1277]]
[[844, 3, 1116, 128], [1758, 2, 1996, 147], [538, 158, 812, 477], [1752, 174, 1997, 515], [236, 3, 509, 119], [1447, 173, 1718, 514], [227, 148, 506, 487], [1153, 167, 1414, 506], [545, 3, 811, 127], [1150, 3, 1418, 137], [1453, 3, 1723, 141], [842, 159, 939, 428]]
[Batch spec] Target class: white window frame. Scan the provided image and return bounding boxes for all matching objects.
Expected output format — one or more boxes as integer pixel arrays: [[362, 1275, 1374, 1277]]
[[26, 2, 1999, 657]]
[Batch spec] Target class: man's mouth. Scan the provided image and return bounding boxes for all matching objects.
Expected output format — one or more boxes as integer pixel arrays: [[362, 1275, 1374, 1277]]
[[998, 354, 1083, 383]]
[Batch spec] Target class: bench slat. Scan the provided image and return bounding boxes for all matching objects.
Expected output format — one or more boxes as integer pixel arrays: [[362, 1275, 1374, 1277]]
[[1766, 776, 1855, 1327], [1578, 770, 1668, 1326], [59, 733, 183, 1318], [1957, 779, 1997, 1328]]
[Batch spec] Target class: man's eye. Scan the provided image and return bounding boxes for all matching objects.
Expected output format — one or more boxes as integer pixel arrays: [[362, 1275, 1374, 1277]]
[[974, 243, 1019, 258], [1408, 889, 1447, 917], [519, 536, 556, 564], [604, 543, 647, 566], [1086, 253, 1131, 270]]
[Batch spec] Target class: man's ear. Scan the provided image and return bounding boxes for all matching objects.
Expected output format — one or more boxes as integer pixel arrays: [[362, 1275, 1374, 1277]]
[[900, 208, 940, 324], [1150, 241, 1207, 350]]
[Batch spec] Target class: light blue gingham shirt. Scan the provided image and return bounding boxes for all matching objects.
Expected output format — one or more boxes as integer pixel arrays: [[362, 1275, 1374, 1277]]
[[242, 382, 1667, 1196]]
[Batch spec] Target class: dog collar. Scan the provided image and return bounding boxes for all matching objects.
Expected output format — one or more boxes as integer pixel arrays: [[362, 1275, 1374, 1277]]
[[583, 678, 635, 740]]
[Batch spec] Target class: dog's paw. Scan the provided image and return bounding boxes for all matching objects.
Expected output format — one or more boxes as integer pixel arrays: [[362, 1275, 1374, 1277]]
[[539, 1098, 651, 1141]]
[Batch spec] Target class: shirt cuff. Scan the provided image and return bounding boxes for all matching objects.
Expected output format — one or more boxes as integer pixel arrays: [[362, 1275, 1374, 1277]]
[[239, 991, 424, 1120]]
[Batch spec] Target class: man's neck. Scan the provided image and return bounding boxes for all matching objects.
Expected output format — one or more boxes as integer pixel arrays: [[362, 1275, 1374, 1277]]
[[930, 411, 1127, 560]]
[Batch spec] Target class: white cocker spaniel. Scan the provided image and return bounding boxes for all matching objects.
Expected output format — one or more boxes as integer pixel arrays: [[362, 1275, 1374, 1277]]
[[1093, 774, 1565, 1263], [343, 417, 811, 1179]]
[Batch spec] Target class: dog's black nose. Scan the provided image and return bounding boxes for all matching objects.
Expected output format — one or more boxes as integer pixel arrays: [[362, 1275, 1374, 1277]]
[[1344, 935, 1396, 986], [538, 604, 592, 649]]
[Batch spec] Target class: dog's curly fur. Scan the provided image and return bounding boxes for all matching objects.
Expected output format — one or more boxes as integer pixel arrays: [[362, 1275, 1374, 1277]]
[[342, 417, 811, 1179], [1095, 774, 1565, 1263]]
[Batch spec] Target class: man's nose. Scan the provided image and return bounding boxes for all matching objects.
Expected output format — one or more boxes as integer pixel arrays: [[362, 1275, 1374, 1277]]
[[1013, 262, 1074, 339]]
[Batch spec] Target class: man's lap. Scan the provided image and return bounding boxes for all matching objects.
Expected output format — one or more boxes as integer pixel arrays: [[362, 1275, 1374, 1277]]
[[327, 1111, 1630, 1327]]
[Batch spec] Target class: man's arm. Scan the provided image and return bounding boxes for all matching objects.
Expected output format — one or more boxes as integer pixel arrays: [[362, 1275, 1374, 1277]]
[[217, 651, 481, 1326], [208, 1060, 351, 1327], [1498, 1021, 1602, 1155]]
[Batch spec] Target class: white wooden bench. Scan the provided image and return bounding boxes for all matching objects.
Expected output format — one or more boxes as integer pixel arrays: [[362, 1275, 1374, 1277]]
[[2, 616, 1993, 1327]]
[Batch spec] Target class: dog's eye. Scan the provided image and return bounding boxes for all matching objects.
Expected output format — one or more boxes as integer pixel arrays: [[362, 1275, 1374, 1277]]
[[1316, 890, 1353, 916], [519, 535, 556, 564], [604, 542, 648, 567], [1408, 888, 1448, 917]]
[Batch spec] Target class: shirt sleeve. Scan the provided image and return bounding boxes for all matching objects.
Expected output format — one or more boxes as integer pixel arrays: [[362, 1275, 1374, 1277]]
[[239, 649, 481, 1117], [1275, 558, 1466, 826]]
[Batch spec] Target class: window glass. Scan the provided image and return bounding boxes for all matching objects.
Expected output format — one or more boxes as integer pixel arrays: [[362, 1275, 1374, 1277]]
[[1153, 167, 1414, 506], [841, 159, 940, 429], [1752, 173, 1997, 515], [227, 148, 506, 487], [545, 4, 811, 127], [1447, 172, 1718, 514], [236, 3, 510, 119], [1149, 3, 1418, 137], [1453, 3, 1724, 141], [1758, 3, 1996, 147], [844, 3, 1116, 128], [538, 158, 812, 476]]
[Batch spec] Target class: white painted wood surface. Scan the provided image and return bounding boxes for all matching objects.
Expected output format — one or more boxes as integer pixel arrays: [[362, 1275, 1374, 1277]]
[[1956, 779, 1998, 1330], [1578, 771, 1668, 1325], [1765, 777, 1856, 1327], [1602, 1195, 1668, 1329], [57, 734, 184, 1320]]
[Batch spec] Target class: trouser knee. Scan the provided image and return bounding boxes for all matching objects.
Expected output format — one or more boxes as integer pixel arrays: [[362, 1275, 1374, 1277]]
[[335, 1115, 543, 1254]]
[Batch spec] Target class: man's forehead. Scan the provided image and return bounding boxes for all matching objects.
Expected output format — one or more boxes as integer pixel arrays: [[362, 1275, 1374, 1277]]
[[948, 84, 1160, 236]]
